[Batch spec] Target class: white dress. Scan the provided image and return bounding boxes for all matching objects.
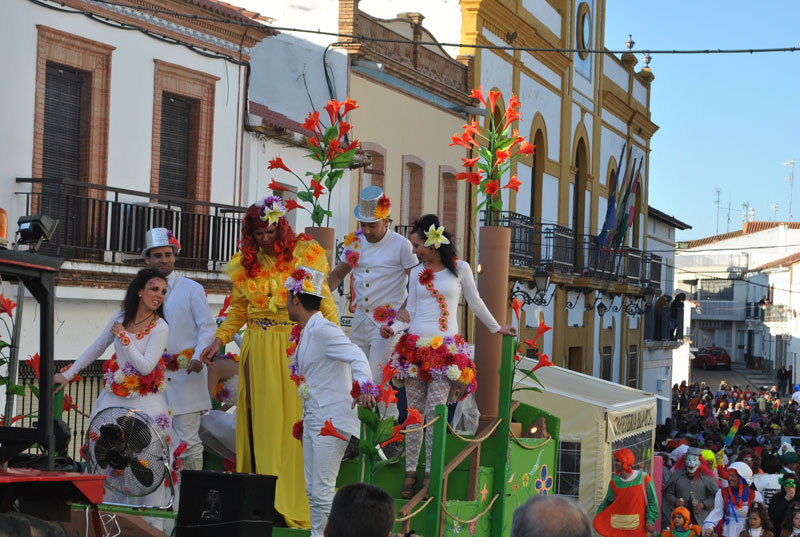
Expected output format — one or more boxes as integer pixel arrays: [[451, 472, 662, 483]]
[[63, 313, 176, 509]]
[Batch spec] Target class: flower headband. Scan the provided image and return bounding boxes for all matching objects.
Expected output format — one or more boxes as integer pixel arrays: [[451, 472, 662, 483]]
[[424, 224, 450, 249], [257, 195, 286, 225]]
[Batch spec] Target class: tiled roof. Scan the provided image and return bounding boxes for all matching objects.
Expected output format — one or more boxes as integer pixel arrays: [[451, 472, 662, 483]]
[[680, 222, 800, 249], [249, 101, 313, 137], [183, 0, 277, 30], [751, 252, 800, 272]]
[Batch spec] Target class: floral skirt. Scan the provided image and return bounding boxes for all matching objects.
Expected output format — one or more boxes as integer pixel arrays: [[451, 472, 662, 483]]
[[391, 333, 477, 395]]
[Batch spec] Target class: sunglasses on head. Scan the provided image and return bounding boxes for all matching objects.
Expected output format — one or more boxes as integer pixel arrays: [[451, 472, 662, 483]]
[[743, 457, 754, 462]]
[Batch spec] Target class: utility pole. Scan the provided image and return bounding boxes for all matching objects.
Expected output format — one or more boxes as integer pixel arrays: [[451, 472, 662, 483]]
[[772, 202, 780, 221], [714, 188, 721, 234], [784, 159, 795, 219]]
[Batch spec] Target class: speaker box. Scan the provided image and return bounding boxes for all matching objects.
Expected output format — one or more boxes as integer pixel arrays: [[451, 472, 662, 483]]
[[176, 470, 276, 537]]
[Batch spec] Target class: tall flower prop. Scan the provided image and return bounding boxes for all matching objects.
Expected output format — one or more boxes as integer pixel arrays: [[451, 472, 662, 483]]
[[450, 87, 535, 226], [267, 98, 360, 227], [508, 308, 553, 394]]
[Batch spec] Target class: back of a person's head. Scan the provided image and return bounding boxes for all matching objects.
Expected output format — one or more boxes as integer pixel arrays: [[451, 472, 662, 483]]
[[511, 495, 590, 537], [326, 483, 395, 537]]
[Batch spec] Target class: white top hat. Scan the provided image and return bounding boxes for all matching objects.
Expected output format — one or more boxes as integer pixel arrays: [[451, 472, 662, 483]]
[[284, 265, 325, 298], [353, 185, 391, 223], [142, 228, 181, 257]]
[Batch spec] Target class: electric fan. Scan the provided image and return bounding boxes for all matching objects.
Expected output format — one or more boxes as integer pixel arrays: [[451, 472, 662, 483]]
[[85, 407, 174, 508]]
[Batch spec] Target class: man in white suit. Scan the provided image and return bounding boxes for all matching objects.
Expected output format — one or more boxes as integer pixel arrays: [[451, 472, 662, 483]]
[[285, 266, 376, 537]]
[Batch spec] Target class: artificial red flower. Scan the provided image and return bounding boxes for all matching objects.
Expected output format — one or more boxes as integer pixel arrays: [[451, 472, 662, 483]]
[[0, 414, 25, 426], [463, 120, 480, 137], [26, 353, 40, 380], [285, 199, 302, 212], [469, 86, 487, 108], [504, 174, 522, 193], [268, 156, 292, 173], [319, 418, 348, 442], [507, 95, 521, 110], [311, 179, 325, 199], [350, 381, 361, 399], [525, 311, 552, 351], [503, 106, 522, 131], [62, 394, 76, 413], [292, 420, 304, 441], [402, 406, 423, 428], [302, 111, 320, 132], [217, 294, 232, 318], [379, 361, 396, 390], [495, 149, 511, 164], [342, 97, 359, 114], [338, 122, 352, 138], [450, 134, 472, 149], [511, 297, 522, 320], [487, 90, 501, 112], [323, 99, 341, 125], [345, 250, 360, 268], [461, 156, 480, 168], [456, 172, 482, 186], [291, 268, 307, 281], [380, 425, 404, 448], [419, 268, 434, 285], [268, 179, 289, 192], [531, 353, 554, 373], [0, 294, 16, 317], [308, 136, 320, 149], [484, 180, 500, 197], [173, 442, 189, 459], [517, 141, 536, 156], [378, 383, 398, 407], [343, 139, 360, 153]]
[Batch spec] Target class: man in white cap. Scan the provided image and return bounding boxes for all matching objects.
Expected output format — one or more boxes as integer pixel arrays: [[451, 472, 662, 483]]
[[284, 266, 376, 537], [143, 228, 217, 472], [702, 461, 763, 537], [328, 186, 418, 443]]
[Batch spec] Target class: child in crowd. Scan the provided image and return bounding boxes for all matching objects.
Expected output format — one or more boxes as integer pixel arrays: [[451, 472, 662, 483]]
[[780, 505, 800, 537], [662, 506, 701, 537], [741, 501, 774, 537]]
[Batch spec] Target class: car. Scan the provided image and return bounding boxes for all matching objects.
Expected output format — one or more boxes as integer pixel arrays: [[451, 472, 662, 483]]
[[692, 347, 731, 370]]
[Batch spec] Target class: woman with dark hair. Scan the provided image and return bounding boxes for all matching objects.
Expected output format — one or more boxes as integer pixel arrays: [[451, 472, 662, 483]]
[[382, 214, 514, 498], [54, 268, 172, 510], [199, 196, 337, 529]]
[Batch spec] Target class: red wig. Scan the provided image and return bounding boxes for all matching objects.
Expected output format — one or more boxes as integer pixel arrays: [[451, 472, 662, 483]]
[[238, 205, 300, 277]]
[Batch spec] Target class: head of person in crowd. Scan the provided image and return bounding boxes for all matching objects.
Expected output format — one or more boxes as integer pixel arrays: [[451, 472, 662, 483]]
[[781, 502, 800, 534], [325, 483, 395, 537], [511, 494, 590, 537], [745, 501, 771, 532], [285, 266, 324, 323], [783, 451, 800, 474], [669, 506, 693, 533], [613, 448, 635, 478], [122, 268, 167, 325], [683, 447, 705, 476], [737, 447, 761, 473], [239, 197, 298, 277], [143, 227, 181, 278], [726, 461, 753, 488], [352, 185, 392, 243]]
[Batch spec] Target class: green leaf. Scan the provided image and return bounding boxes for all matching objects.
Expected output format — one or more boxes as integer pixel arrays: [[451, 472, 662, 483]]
[[373, 457, 400, 472], [373, 418, 396, 445], [311, 205, 326, 226], [490, 200, 503, 211], [0, 340, 9, 351], [0, 377, 7, 386], [7, 384, 26, 396], [323, 125, 339, 141], [325, 170, 343, 191], [297, 191, 314, 203], [330, 148, 358, 169], [519, 369, 545, 388], [28, 384, 40, 398], [358, 406, 380, 430], [358, 439, 379, 459]]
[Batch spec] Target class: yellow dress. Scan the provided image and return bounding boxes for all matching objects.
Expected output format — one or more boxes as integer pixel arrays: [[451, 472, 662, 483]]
[[216, 238, 338, 528]]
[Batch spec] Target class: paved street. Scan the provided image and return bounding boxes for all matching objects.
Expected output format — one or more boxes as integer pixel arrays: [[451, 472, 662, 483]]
[[691, 362, 779, 392]]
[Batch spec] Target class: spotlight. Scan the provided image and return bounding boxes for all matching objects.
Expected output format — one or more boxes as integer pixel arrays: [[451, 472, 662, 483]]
[[17, 215, 59, 252]]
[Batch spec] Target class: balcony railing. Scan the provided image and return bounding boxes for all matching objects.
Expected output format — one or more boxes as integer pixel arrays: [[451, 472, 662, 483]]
[[486, 210, 662, 287], [16, 178, 245, 270], [764, 304, 789, 323]]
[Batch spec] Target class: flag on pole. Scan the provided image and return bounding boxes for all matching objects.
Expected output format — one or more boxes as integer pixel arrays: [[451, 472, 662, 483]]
[[612, 158, 643, 249], [596, 143, 626, 249]]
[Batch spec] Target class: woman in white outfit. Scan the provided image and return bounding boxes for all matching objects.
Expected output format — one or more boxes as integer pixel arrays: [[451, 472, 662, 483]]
[[55, 268, 176, 514], [382, 214, 514, 498]]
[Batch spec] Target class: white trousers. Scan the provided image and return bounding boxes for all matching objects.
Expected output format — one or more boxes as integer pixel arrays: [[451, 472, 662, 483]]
[[302, 418, 349, 537], [171, 410, 204, 464], [350, 322, 399, 419]]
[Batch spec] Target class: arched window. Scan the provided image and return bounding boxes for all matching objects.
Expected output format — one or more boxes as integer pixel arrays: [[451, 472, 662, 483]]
[[530, 129, 546, 222], [360, 143, 386, 192], [401, 155, 424, 225], [439, 166, 458, 235]]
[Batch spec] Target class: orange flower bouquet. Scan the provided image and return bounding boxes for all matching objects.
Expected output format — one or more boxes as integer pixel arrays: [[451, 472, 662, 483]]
[[449, 87, 535, 226]]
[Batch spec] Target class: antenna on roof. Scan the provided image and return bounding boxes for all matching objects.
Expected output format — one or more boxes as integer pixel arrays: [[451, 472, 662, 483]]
[[714, 188, 721, 234], [784, 159, 795, 220]]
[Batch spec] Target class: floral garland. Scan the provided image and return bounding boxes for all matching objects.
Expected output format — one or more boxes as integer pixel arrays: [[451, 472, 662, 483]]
[[418, 268, 449, 332], [372, 305, 396, 326], [134, 318, 158, 340], [163, 348, 193, 371], [373, 195, 391, 220], [391, 333, 477, 397], [103, 353, 166, 398], [342, 229, 363, 268], [350, 379, 380, 399], [227, 237, 325, 313], [286, 324, 309, 400], [214, 375, 238, 405]]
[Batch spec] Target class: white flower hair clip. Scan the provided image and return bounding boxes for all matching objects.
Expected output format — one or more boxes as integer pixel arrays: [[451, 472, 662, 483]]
[[423, 224, 450, 249]]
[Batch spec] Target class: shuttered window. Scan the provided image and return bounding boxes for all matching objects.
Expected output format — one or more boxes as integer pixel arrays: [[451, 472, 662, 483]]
[[158, 93, 191, 203]]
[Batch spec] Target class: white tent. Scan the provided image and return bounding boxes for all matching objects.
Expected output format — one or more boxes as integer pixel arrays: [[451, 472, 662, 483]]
[[515, 360, 657, 518]]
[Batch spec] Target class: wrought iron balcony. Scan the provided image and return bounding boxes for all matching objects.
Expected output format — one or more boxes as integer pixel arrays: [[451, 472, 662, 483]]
[[764, 304, 790, 323], [16, 178, 245, 270]]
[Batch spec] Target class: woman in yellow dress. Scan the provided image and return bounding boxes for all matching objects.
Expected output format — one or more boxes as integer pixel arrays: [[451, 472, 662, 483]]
[[200, 196, 338, 528]]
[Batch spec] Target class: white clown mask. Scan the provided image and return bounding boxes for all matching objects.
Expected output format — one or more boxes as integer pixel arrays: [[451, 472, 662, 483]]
[[685, 454, 701, 474]]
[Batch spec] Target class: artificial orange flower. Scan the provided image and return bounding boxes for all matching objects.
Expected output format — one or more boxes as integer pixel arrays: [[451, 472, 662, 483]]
[[217, 294, 232, 318], [461, 156, 480, 168], [338, 122, 352, 137], [26, 353, 40, 380], [503, 106, 522, 131], [495, 149, 511, 164], [484, 180, 500, 197], [319, 418, 348, 442], [302, 111, 320, 132], [378, 383, 398, 407], [511, 297, 522, 320], [342, 97, 359, 115], [450, 134, 471, 149], [285, 199, 302, 212], [311, 179, 325, 199], [525, 312, 552, 350], [487, 90, 502, 112], [268, 156, 292, 173], [504, 174, 522, 193], [380, 425, 404, 448], [469, 86, 487, 108], [268, 179, 289, 192], [518, 141, 536, 156], [0, 294, 16, 316], [531, 353, 554, 373], [323, 99, 340, 124], [456, 172, 482, 186], [463, 120, 480, 137], [402, 406, 423, 428], [379, 361, 396, 390]]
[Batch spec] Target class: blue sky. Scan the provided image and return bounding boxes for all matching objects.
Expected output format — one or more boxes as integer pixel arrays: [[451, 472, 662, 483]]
[[603, 2, 800, 241]]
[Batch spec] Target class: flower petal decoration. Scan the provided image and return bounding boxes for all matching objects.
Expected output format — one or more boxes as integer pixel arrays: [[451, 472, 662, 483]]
[[461, 156, 480, 168], [531, 311, 552, 349], [378, 383, 398, 407], [517, 141, 536, 156], [311, 179, 326, 199], [302, 110, 320, 132], [511, 297, 522, 320], [423, 224, 451, 249], [268, 156, 292, 173], [469, 86, 487, 108], [319, 418, 348, 442], [285, 199, 302, 212], [531, 353, 553, 373], [503, 174, 522, 193], [487, 90, 501, 113], [323, 99, 341, 125], [403, 406, 423, 428], [25, 353, 40, 380], [484, 180, 500, 197], [342, 97, 359, 114], [0, 294, 17, 317], [268, 178, 289, 192]]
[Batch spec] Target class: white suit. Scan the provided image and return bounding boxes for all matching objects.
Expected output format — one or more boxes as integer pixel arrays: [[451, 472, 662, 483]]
[[294, 311, 373, 537]]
